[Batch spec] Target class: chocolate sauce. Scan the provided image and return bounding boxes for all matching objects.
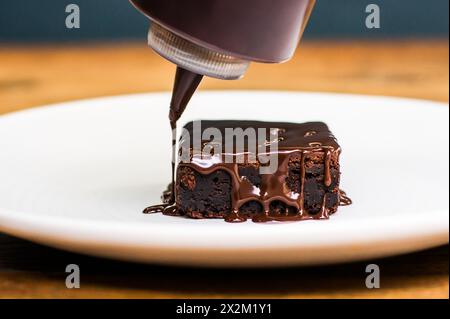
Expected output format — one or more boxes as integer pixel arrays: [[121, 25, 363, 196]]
[[169, 67, 204, 129], [168, 67, 203, 202], [339, 190, 353, 206], [144, 67, 203, 214]]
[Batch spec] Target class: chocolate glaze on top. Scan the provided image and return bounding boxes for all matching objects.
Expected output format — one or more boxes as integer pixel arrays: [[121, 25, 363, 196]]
[[144, 120, 352, 223], [182, 120, 340, 151]]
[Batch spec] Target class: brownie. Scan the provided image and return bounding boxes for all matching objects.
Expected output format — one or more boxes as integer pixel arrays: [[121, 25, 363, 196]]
[[172, 120, 350, 223]]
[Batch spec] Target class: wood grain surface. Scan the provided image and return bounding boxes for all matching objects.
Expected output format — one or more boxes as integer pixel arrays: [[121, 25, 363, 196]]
[[0, 40, 448, 299]]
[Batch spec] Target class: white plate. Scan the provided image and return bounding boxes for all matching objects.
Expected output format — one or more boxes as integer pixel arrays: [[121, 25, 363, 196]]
[[0, 92, 448, 267]]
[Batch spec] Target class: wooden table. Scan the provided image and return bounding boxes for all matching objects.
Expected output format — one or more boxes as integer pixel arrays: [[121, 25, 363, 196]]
[[0, 40, 448, 299]]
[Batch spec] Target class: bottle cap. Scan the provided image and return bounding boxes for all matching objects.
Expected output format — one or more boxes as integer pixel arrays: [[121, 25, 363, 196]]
[[148, 23, 250, 80]]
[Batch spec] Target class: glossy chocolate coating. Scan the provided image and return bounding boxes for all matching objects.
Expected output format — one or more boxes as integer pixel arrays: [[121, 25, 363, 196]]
[[145, 120, 351, 223]]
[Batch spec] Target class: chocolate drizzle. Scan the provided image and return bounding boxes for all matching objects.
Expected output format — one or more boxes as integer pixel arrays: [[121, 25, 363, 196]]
[[180, 152, 342, 223], [143, 67, 203, 215], [338, 190, 353, 206], [169, 67, 203, 201], [144, 120, 352, 223]]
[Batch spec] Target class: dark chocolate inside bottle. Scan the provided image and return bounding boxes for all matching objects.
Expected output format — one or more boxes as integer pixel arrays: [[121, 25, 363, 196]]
[[130, 0, 316, 63]]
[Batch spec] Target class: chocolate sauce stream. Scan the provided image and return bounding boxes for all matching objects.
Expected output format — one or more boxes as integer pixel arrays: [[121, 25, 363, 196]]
[[143, 67, 203, 214], [169, 67, 204, 129], [169, 67, 203, 203]]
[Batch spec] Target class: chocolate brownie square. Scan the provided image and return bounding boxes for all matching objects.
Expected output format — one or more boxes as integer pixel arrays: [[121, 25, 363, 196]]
[[175, 120, 350, 223]]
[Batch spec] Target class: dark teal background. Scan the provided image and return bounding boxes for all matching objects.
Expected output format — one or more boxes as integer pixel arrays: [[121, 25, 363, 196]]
[[0, 0, 448, 42]]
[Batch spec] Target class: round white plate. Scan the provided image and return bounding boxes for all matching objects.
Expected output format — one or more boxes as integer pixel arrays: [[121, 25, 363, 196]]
[[0, 92, 448, 267]]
